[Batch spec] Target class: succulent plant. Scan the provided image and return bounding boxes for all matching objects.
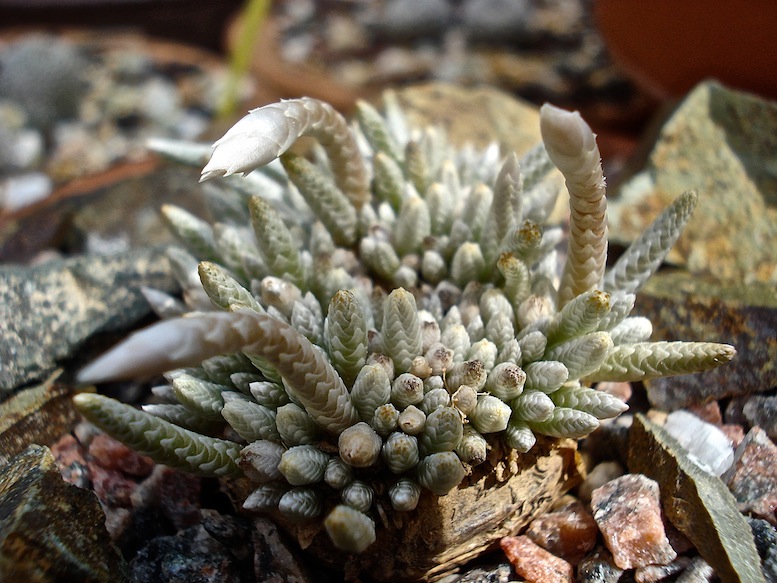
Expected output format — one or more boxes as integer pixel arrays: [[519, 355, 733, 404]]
[[74, 94, 735, 553]]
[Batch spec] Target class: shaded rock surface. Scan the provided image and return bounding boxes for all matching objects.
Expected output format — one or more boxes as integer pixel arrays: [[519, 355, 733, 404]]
[[0, 444, 130, 582], [749, 518, 777, 582], [0, 246, 176, 392], [634, 272, 777, 409], [609, 80, 777, 285], [628, 414, 765, 582], [130, 523, 252, 583], [0, 370, 79, 466], [723, 426, 777, 525], [741, 395, 777, 440]]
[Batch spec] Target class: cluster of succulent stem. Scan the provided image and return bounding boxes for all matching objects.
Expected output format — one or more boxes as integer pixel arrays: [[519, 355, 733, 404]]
[[74, 94, 735, 554]]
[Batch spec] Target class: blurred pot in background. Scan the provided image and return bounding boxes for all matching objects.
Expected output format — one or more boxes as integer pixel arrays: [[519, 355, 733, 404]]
[[594, 0, 777, 100]]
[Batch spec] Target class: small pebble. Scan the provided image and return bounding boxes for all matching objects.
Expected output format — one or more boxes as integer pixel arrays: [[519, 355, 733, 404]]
[[577, 460, 624, 503], [635, 556, 691, 582], [687, 400, 722, 425], [676, 556, 715, 582], [663, 410, 734, 476], [724, 396, 748, 426], [130, 465, 202, 530], [590, 474, 677, 570], [576, 545, 623, 583], [89, 464, 138, 507], [103, 506, 133, 541], [719, 424, 746, 449], [500, 535, 573, 583], [742, 395, 777, 440], [0, 127, 44, 170], [200, 509, 253, 560], [722, 426, 777, 525], [595, 381, 632, 403], [525, 499, 598, 565], [50, 433, 90, 488], [0, 172, 52, 211], [664, 520, 695, 555], [88, 433, 154, 477], [130, 523, 247, 583]]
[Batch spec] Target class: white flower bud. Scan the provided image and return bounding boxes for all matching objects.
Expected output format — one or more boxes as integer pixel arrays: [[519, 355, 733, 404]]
[[397, 405, 426, 435], [388, 478, 422, 511], [278, 487, 323, 521], [201, 110, 286, 180], [452, 385, 478, 415], [239, 441, 285, 483], [278, 445, 329, 486], [324, 505, 376, 553], [339, 422, 383, 467], [341, 480, 375, 513], [470, 395, 512, 434], [324, 457, 353, 489]]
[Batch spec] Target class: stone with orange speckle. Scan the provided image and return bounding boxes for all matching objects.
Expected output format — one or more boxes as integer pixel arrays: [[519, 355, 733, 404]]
[[591, 473, 677, 569], [500, 535, 573, 583], [525, 499, 598, 565]]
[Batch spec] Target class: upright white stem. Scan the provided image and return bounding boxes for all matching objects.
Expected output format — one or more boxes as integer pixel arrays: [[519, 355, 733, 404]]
[[540, 104, 607, 307]]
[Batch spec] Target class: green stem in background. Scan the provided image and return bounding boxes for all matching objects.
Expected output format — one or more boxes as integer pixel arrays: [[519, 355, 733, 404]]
[[218, 0, 271, 119]]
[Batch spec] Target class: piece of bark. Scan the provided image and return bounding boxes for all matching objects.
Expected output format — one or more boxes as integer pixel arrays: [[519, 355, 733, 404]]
[[262, 437, 582, 582]]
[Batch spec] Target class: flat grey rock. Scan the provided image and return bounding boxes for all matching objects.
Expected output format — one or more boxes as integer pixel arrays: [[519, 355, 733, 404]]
[[0, 247, 176, 393], [635, 272, 777, 409]]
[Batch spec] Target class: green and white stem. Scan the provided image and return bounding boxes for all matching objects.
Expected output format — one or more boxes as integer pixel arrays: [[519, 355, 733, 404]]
[[74, 95, 736, 555]]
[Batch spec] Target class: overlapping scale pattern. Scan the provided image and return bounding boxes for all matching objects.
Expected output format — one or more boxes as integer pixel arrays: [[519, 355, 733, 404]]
[[75, 94, 735, 555]]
